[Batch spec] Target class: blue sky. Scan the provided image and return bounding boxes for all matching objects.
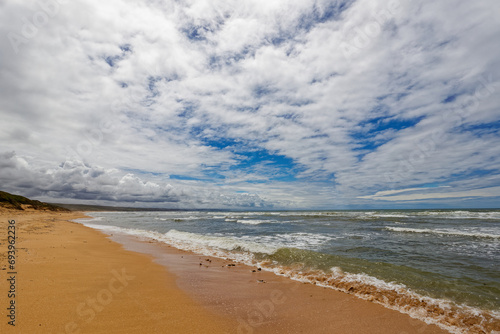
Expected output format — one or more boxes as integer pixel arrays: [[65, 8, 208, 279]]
[[0, 0, 499, 209]]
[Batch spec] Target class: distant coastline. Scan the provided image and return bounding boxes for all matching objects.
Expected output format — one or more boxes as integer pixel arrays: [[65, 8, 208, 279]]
[[49, 203, 188, 212]]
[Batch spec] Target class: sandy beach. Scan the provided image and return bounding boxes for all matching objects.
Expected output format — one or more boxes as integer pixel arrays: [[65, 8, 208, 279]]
[[0, 209, 230, 333], [0, 209, 448, 333]]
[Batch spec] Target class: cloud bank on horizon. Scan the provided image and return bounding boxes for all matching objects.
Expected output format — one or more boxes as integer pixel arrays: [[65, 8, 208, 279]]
[[0, 0, 499, 209]]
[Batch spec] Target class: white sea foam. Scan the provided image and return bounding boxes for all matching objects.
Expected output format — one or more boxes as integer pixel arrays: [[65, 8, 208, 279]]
[[265, 263, 500, 334], [81, 223, 277, 257], [414, 210, 500, 220], [81, 222, 332, 255], [276, 266, 500, 334], [163, 229, 277, 254], [236, 219, 277, 225], [277, 211, 337, 217], [371, 214, 410, 218], [237, 232, 335, 250], [276, 232, 333, 246], [172, 216, 201, 221], [386, 226, 500, 239], [74, 216, 103, 223], [154, 216, 200, 222], [82, 223, 133, 235]]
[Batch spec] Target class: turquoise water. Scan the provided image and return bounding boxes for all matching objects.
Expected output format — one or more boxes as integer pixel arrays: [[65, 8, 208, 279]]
[[78, 209, 500, 333]]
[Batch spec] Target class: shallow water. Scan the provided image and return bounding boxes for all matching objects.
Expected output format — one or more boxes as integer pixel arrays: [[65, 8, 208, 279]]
[[77, 209, 500, 333]]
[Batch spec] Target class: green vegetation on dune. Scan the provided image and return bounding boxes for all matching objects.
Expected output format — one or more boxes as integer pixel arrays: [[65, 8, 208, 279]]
[[0, 191, 69, 211]]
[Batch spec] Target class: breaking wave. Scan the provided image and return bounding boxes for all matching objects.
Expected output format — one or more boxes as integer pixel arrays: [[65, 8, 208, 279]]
[[386, 227, 500, 240]]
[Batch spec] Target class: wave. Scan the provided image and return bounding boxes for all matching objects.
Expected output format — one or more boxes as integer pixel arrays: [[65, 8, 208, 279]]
[[386, 227, 500, 240], [371, 214, 410, 218], [82, 223, 278, 257], [153, 216, 201, 222], [248, 210, 500, 220], [236, 219, 278, 225], [241, 232, 335, 250], [82, 223, 333, 255], [411, 210, 500, 220], [74, 216, 103, 223], [91, 209, 500, 221], [272, 266, 500, 334]]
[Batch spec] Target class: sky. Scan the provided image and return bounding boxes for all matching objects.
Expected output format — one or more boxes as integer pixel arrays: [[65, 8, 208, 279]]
[[0, 0, 499, 209]]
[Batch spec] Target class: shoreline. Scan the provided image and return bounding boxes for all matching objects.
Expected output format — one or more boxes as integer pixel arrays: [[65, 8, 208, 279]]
[[0, 209, 231, 333], [80, 211, 500, 334], [107, 231, 449, 334], [1, 209, 448, 333]]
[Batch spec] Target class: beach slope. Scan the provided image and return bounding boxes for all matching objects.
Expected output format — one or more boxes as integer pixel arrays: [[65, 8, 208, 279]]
[[0, 209, 448, 333]]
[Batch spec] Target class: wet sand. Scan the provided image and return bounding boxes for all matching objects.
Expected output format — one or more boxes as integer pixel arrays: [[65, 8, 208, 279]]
[[109, 233, 448, 334], [0, 209, 448, 333]]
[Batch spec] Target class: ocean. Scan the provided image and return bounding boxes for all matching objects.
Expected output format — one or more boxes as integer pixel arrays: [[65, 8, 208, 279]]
[[76, 209, 500, 333]]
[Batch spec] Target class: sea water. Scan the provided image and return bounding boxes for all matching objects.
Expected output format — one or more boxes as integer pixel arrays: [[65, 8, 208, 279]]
[[76, 209, 500, 333]]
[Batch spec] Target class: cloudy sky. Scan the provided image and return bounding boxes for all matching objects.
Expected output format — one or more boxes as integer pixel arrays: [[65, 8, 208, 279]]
[[1, 0, 499, 209]]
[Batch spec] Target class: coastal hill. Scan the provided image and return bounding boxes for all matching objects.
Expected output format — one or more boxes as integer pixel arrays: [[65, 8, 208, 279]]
[[0, 190, 69, 211]]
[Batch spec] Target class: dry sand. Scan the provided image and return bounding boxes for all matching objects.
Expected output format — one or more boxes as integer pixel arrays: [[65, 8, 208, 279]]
[[0, 209, 448, 333]]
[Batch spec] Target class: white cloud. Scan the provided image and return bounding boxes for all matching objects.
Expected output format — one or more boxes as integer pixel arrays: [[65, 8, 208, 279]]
[[0, 151, 274, 208], [359, 186, 500, 202], [0, 0, 499, 208], [357, 186, 451, 199]]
